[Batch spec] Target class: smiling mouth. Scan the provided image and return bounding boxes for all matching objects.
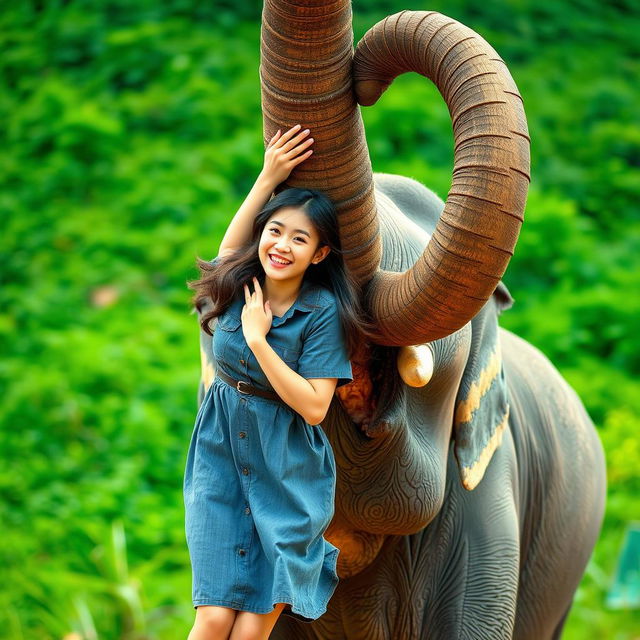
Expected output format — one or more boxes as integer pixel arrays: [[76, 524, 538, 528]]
[[269, 254, 292, 265]]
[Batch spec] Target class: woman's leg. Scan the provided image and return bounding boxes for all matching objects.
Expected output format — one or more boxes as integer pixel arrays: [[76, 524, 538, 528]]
[[187, 605, 238, 640], [228, 602, 287, 640]]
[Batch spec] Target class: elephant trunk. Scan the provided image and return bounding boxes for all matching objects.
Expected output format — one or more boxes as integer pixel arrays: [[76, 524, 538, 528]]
[[260, 3, 530, 347], [260, 0, 381, 285], [353, 11, 530, 344]]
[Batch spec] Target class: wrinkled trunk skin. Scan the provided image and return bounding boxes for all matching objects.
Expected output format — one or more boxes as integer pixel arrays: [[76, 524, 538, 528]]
[[260, 2, 530, 346], [260, 0, 380, 286]]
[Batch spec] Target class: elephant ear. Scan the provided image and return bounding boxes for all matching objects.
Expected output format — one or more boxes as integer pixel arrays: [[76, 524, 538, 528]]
[[193, 293, 217, 408], [453, 282, 512, 490], [493, 280, 515, 315]]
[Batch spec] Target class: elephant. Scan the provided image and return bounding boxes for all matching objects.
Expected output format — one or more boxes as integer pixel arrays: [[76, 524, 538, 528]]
[[194, 3, 606, 638]]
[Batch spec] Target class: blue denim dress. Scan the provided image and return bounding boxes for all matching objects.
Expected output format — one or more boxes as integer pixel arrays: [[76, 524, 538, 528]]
[[183, 265, 353, 622]]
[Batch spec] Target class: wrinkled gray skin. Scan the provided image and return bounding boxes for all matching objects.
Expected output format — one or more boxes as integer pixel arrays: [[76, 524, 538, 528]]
[[196, 173, 606, 639]]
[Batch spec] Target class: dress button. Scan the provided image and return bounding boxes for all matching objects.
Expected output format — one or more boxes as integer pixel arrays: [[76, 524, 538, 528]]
[[240, 359, 245, 365], [238, 548, 246, 556], [245, 506, 251, 515], [242, 467, 249, 475], [239, 431, 246, 439]]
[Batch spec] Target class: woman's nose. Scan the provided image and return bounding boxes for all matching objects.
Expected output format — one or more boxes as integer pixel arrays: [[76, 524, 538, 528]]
[[275, 238, 290, 252]]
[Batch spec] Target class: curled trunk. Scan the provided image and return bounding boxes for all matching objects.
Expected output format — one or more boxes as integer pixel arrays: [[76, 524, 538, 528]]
[[260, 3, 530, 346]]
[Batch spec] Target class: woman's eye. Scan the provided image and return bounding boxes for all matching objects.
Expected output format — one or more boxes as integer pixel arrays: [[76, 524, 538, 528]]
[[268, 228, 305, 243]]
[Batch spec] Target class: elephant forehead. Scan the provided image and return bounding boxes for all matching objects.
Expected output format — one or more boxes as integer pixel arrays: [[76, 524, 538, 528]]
[[375, 190, 434, 272]]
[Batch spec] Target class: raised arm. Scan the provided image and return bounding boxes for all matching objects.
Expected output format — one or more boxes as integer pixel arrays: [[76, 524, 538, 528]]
[[217, 124, 314, 256]]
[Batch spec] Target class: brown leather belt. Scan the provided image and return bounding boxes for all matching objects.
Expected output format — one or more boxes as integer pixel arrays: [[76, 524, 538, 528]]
[[216, 368, 286, 405]]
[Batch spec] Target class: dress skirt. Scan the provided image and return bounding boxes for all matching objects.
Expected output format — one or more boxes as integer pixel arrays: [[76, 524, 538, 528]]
[[183, 375, 340, 623]]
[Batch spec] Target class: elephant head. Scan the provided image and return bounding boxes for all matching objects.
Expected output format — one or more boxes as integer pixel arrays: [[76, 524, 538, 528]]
[[255, 1, 530, 578], [260, 2, 529, 344]]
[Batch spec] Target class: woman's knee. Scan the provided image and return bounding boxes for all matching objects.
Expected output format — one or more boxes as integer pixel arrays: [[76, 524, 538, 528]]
[[228, 603, 287, 640], [189, 605, 237, 639]]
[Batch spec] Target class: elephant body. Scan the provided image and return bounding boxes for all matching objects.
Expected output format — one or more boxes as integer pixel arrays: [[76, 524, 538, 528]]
[[195, 3, 607, 637], [197, 172, 605, 638], [266, 174, 606, 639]]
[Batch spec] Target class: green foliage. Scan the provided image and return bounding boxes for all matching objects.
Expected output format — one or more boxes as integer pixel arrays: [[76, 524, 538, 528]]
[[1, 0, 637, 638]]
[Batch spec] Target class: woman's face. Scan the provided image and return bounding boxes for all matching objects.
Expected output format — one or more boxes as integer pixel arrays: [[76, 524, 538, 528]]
[[258, 206, 330, 285]]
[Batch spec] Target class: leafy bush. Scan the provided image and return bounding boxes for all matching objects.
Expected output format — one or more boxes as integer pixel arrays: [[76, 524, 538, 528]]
[[1, 0, 637, 637]]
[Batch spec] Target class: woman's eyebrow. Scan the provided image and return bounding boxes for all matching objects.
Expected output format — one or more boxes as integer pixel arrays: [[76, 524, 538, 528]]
[[269, 220, 311, 238]]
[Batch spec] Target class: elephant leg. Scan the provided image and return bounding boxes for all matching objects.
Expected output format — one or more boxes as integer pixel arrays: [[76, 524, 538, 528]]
[[271, 431, 520, 640], [272, 434, 520, 640], [550, 599, 573, 640], [420, 432, 520, 639]]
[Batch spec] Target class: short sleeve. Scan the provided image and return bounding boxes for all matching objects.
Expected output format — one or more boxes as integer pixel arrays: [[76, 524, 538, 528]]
[[297, 301, 353, 388]]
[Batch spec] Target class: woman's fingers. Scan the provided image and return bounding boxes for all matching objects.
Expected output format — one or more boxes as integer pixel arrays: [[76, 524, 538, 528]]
[[252, 277, 263, 302], [244, 278, 263, 304], [281, 129, 311, 154], [287, 136, 314, 159], [268, 129, 282, 146], [291, 148, 313, 166], [268, 124, 313, 154], [263, 124, 314, 181], [272, 123, 302, 148]]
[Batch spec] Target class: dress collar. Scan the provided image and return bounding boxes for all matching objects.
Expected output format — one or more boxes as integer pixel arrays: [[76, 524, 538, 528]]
[[230, 277, 323, 328], [270, 277, 322, 327]]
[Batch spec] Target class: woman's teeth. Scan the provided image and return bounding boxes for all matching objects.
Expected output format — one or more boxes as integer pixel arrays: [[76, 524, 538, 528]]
[[270, 254, 291, 265]]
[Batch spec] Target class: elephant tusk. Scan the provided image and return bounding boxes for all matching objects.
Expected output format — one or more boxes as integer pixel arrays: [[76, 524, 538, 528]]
[[397, 344, 434, 387]]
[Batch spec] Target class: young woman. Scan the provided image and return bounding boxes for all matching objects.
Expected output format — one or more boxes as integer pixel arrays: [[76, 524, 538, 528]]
[[184, 124, 374, 640]]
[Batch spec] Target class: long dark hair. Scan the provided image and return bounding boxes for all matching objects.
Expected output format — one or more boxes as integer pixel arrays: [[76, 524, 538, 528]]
[[187, 187, 377, 358]]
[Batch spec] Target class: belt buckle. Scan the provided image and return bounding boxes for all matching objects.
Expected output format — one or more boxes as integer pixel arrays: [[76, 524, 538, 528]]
[[236, 380, 251, 394]]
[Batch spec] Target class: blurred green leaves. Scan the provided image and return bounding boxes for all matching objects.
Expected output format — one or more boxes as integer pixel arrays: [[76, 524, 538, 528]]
[[1, 0, 638, 638]]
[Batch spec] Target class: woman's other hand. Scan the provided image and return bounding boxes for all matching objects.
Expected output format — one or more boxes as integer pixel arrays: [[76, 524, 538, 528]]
[[260, 124, 314, 187], [241, 277, 273, 346]]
